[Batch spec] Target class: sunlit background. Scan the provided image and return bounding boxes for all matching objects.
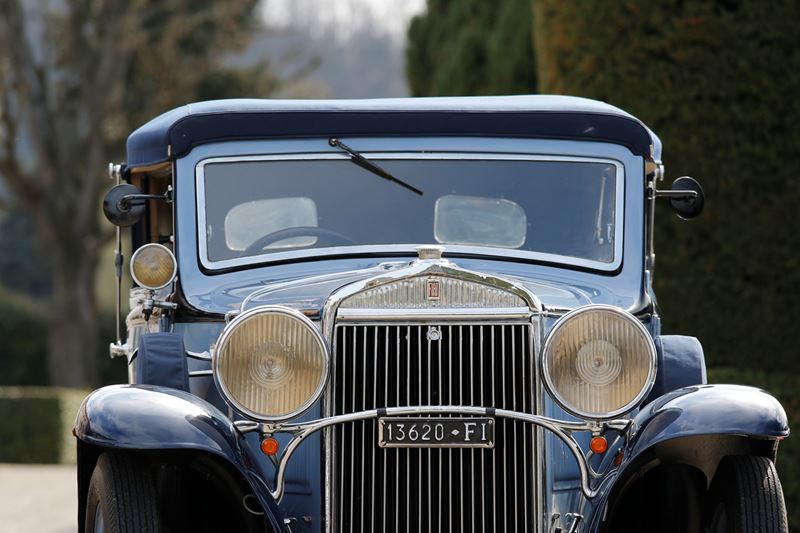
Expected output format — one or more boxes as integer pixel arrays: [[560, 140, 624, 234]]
[[0, 0, 798, 530]]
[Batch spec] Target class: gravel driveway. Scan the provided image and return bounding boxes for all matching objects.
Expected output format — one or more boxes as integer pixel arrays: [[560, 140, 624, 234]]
[[0, 464, 76, 533]]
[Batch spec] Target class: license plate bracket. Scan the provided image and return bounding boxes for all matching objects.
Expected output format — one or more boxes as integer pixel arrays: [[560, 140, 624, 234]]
[[378, 417, 495, 448]]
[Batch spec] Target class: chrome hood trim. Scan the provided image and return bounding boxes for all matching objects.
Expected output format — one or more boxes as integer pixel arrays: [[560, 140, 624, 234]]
[[322, 254, 541, 338]]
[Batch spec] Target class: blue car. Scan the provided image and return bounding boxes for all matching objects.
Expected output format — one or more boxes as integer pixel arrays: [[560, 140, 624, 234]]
[[78, 96, 789, 532]]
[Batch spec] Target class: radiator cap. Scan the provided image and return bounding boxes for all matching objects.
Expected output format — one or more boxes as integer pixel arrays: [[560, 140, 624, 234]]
[[416, 245, 445, 260]]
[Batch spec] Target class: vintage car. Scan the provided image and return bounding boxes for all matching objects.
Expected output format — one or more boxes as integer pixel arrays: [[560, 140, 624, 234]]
[[77, 96, 789, 533]]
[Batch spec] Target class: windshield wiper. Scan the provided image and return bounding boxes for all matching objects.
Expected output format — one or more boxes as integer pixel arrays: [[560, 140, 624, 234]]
[[329, 138, 423, 196]]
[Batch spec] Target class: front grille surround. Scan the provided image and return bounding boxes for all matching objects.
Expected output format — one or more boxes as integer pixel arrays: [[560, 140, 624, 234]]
[[325, 318, 542, 532]]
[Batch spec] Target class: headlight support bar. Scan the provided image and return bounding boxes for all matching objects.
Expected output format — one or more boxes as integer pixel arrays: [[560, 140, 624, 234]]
[[235, 405, 630, 502]]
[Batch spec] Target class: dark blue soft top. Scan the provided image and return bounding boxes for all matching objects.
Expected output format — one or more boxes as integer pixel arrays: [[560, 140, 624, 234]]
[[125, 95, 661, 170]]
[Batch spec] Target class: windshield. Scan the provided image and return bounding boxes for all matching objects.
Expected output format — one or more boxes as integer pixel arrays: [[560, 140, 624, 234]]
[[197, 154, 622, 270]]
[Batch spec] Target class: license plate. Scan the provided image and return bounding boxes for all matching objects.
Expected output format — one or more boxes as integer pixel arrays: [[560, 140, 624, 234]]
[[378, 417, 494, 448]]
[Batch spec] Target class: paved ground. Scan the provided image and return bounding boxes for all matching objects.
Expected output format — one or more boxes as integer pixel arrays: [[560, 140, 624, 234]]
[[0, 464, 76, 533]]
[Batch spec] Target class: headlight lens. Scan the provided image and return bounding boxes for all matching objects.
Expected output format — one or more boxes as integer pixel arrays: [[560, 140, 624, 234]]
[[542, 305, 656, 419], [214, 306, 328, 421], [130, 243, 177, 290]]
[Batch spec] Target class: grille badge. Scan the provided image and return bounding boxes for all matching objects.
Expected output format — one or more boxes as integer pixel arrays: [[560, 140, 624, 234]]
[[426, 326, 442, 342], [426, 278, 441, 300]]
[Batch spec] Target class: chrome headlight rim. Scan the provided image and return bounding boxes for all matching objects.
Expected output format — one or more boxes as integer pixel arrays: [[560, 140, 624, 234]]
[[130, 243, 177, 290], [541, 304, 657, 421], [213, 305, 329, 422]]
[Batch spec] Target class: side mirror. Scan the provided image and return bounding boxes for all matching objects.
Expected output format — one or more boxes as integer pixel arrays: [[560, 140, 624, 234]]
[[656, 176, 705, 220], [102, 183, 146, 227], [669, 176, 704, 220]]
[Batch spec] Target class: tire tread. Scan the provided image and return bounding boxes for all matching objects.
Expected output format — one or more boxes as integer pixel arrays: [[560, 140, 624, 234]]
[[723, 455, 787, 533], [87, 452, 162, 533]]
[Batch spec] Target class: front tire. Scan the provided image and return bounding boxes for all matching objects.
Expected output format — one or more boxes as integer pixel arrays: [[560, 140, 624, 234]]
[[85, 452, 162, 533], [706, 455, 787, 533]]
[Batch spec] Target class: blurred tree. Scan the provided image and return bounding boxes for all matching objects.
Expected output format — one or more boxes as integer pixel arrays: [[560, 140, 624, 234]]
[[534, 0, 800, 372], [407, 0, 536, 96], [0, 0, 281, 387], [0, 210, 51, 298]]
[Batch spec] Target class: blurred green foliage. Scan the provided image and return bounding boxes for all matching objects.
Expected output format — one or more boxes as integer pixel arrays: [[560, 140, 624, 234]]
[[0, 392, 62, 463], [0, 210, 51, 298], [0, 287, 48, 386], [0, 285, 124, 387], [0, 387, 87, 464], [407, 0, 536, 96]]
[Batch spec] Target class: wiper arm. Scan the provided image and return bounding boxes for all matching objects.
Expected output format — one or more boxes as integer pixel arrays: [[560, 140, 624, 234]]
[[329, 138, 423, 196]]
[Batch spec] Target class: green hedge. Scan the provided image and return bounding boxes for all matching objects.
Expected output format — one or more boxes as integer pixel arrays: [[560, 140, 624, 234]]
[[707, 368, 798, 526], [407, 0, 537, 96], [0, 387, 86, 464]]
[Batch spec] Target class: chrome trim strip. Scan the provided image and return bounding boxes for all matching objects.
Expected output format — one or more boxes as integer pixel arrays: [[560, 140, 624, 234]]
[[261, 405, 627, 502], [322, 259, 542, 343], [336, 307, 532, 321], [195, 152, 625, 272]]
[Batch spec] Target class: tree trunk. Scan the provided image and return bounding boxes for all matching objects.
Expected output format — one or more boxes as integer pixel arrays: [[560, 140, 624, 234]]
[[46, 255, 99, 388]]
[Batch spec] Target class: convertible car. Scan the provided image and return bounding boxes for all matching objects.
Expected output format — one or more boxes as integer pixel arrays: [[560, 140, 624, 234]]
[[77, 95, 789, 532]]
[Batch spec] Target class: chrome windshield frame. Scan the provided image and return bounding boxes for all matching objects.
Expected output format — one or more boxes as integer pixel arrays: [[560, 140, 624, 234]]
[[194, 152, 626, 272]]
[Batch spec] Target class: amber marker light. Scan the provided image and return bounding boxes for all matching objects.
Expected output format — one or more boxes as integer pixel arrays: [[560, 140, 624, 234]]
[[261, 437, 280, 456], [590, 435, 608, 454]]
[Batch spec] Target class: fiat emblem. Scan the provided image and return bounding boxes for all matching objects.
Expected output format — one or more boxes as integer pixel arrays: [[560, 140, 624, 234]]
[[426, 278, 441, 300]]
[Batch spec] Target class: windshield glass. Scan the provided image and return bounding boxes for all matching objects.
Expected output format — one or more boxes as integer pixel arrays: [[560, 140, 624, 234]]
[[198, 155, 621, 269]]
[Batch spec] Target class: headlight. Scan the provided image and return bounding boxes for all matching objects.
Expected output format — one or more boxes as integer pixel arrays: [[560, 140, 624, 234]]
[[213, 306, 328, 421], [542, 305, 656, 420], [130, 243, 177, 290]]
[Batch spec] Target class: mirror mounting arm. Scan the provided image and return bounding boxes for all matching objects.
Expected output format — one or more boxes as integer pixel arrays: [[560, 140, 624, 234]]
[[654, 189, 699, 200], [120, 190, 170, 208], [656, 176, 705, 220]]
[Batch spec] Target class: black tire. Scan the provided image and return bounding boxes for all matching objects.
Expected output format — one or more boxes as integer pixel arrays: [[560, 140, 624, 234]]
[[706, 455, 788, 533], [85, 452, 162, 533]]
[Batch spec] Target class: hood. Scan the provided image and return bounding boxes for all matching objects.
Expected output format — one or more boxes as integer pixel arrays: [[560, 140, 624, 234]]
[[181, 255, 643, 319]]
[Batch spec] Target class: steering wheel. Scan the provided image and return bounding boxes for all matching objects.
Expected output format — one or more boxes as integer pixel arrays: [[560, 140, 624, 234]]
[[243, 226, 357, 254]]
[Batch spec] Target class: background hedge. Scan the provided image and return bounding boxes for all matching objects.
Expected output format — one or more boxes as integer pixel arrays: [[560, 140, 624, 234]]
[[407, 0, 536, 96], [0, 387, 86, 464]]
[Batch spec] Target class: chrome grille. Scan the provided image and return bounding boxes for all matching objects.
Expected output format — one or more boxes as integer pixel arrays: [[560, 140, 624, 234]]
[[328, 322, 537, 532]]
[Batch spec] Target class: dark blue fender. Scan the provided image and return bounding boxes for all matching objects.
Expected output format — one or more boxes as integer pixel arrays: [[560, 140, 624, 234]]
[[627, 384, 788, 456], [75, 385, 284, 531], [587, 384, 789, 531]]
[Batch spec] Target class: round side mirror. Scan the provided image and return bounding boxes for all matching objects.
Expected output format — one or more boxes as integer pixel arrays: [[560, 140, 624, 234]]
[[103, 183, 145, 227], [670, 176, 705, 220]]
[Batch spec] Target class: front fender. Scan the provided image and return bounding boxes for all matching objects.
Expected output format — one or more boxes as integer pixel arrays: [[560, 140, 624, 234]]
[[75, 385, 241, 454], [628, 384, 788, 456], [75, 384, 237, 453], [75, 385, 284, 531], [590, 384, 788, 531]]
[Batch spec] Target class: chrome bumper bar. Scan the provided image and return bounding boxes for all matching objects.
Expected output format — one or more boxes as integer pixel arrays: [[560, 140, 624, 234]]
[[234, 406, 630, 502]]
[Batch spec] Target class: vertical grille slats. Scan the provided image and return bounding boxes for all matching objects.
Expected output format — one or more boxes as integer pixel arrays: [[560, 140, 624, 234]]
[[329, 322, 536, 532]]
